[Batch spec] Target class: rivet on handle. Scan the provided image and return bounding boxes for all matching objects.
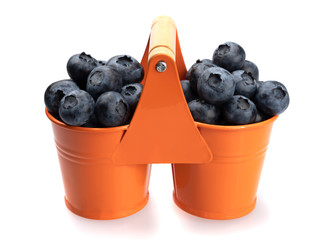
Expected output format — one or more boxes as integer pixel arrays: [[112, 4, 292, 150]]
[[156, 61, 167, 72]]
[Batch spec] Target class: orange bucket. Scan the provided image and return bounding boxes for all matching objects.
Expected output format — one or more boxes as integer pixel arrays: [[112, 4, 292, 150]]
[[45, 15, 281, 221], [172, 115, 278, 220], [46, 109, 151, 220]]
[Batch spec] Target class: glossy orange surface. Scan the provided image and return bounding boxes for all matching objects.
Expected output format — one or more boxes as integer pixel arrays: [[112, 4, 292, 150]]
[[113, 16, 212, 164], [46, 109, 151, 220], [172, 116, 278, 219]]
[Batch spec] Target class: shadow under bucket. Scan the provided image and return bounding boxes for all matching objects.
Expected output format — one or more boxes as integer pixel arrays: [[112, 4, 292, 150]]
[[46, 109, 151, 220], [172, 115, 278, 220]]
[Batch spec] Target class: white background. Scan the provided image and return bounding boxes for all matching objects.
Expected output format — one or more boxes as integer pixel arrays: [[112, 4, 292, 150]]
[[1, 0, 319, 239]]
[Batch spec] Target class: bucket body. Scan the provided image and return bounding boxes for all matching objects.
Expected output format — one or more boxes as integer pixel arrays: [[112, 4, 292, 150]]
[[46, 109, 151, 220], [172, 116, 278, 220]]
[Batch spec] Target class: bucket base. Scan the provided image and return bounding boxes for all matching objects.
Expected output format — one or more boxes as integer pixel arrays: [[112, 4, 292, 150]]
[[64, 193, 149, 220], [173, 192, 256, 220]]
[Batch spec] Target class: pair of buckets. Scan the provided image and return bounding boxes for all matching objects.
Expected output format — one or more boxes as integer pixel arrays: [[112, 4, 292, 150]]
[[46, 16, 278, 220]]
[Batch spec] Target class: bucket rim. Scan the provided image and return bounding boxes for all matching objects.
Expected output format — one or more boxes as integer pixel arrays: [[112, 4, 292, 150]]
[[46, 108, 278, 132], [195, 115, 279, 131], [45, 108, 129, 132]]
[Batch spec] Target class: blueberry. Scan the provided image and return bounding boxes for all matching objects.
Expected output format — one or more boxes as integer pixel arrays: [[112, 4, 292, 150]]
[[66, 52, 98, 89], [242, 60, 259, 80], [82, 113, 100, 128], [256, 80, 263, 89], [200, 59, 215, 65], [106, 55, 144, 85], [180, 80, 198, 102], [186, 59, 216, 92], [232, 70, 257, 99], [213, 42, 246, 72], [86, 66, 123, 100], [197, 67, 235, 105], [97, 60, 108, 66], [222, 95, 257, 125], [232, 70, 250, 83], [95, 91, 130, 127], [59, 90, 95, 126], [255, 80, 289, 116], [120, 83, 143, 112], [188, 99, 220, 124], [44, 79, 80, 118], [255, 109, 269, 123]]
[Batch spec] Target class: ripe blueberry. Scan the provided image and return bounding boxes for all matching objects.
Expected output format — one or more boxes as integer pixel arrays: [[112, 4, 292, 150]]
[[180, 80, 198, 102], [66, 52, 98, 89], [232, 70, 257, 99], [255, 109, 268, 123], [256, 80, 263, 89], [86, 66, 123, 100], [197, 67, 235, 105], [81, 113, 100, 128], [97, 60, 108, 66], [186, 59, 216, 92], [120, 83, 143, 112], [255, 80, 289, 116], [44, 79, 79, 118], [222, 95, 257, 125], [59, 90, 95, 126], [242, 60, 259, 80], [188, 99, 220, 124], [95, 91, 130, 127], [213, 42, 246, 72], [106, 55, 144, 85]]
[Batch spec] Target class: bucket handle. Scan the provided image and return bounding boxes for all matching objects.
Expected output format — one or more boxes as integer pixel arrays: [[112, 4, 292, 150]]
[[113, 16, 213, 164]]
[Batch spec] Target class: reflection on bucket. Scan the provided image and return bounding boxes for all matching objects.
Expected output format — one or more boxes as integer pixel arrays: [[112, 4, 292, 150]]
[[46, 109, 151, 220], [172, 116, 278, 220]]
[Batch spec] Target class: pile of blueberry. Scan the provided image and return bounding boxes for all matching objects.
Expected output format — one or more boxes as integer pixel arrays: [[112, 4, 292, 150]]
[[182, 42, 290, 125], [45, 42, 289, 128], [44, 52, 144, 127]]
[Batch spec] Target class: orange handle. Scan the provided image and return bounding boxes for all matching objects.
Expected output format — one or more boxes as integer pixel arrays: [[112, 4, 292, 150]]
[[113, 16, 212, 165]]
